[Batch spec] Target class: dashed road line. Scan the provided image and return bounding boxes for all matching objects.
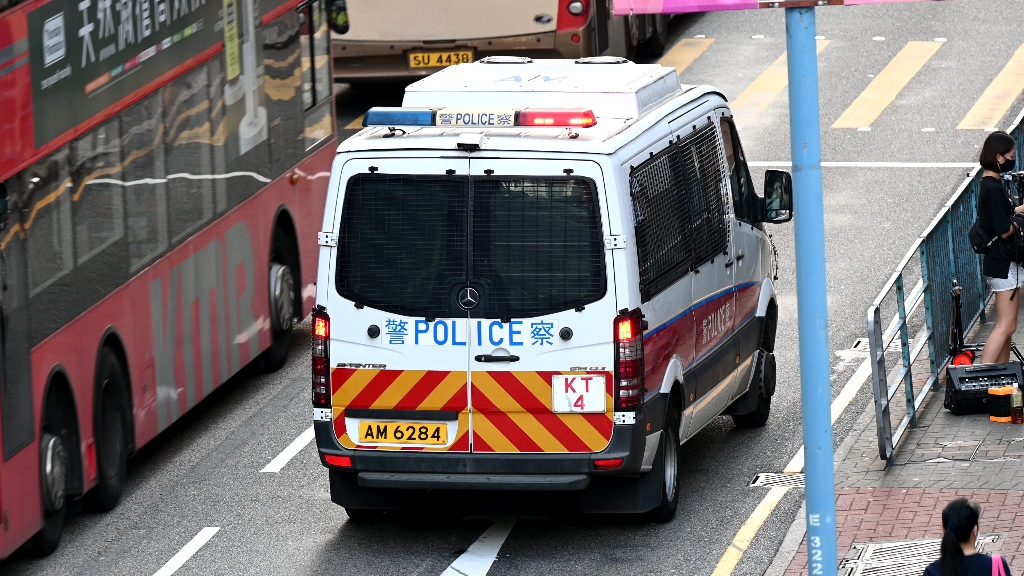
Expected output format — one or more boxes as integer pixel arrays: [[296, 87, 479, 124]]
[[833, 41, 943, 129], [958, 43, 1024, 130], [710, 357, 872, 576], [152, 527, 220, 576], [730, 41, 829, 126], [659, 38, 715, 75], [262, 425, 315, 473], [440, 520, 516, 576]]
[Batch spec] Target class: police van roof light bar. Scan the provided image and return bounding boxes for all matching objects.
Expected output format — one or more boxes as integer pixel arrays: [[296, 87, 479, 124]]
[[361, 107, 597, 128]]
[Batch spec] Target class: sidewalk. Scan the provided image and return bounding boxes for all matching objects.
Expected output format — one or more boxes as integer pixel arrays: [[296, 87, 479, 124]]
[[778, 303, 1024, 576]]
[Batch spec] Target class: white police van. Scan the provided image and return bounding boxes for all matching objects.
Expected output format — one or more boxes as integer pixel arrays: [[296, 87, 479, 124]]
[[312, 56, 792, 521]]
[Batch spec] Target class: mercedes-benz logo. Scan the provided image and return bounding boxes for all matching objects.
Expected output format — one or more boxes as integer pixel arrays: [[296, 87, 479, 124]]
[[458, 287, 479, 310]]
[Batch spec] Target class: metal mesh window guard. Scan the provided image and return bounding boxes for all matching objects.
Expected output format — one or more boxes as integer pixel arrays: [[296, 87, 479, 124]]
[[336, 174, 468, 318], [630, 122, 729, 302], [472, 177, 606, 318]]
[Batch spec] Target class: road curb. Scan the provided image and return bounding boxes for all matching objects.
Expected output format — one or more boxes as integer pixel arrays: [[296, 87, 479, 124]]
[[761, 392, 878, 576]]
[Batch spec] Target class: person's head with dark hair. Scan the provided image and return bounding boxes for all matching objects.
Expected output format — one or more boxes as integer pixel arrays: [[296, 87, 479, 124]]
[[940, 498, 981, 576], [979, 131, 1016, 174]]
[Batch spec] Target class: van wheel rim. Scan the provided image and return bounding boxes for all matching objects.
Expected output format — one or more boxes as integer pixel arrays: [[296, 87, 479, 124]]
[[270, 263, 294, 333], [664, 430, 677, 501]]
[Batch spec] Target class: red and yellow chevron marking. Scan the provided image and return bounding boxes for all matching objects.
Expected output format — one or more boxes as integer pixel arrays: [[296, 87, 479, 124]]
[[331, 368, 469, 452], [471, 371, 613, 453]]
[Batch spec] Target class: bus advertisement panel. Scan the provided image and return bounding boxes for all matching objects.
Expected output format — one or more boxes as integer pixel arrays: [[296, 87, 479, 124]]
[[0, 0, 334, 557]]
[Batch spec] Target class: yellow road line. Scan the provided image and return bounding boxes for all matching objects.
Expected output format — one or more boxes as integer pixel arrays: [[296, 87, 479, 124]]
[[711, 357, 873, 575], [712, 487, 790, 576], [958, 44, 1024, 130], [832, 41, 943, 129], [730, 40, 829, 126], [658, 38, 714, 75], [345, 114, 365, 130]]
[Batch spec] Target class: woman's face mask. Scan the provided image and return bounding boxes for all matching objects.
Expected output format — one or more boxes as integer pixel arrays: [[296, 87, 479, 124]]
[[998, 152, 1016, 173]]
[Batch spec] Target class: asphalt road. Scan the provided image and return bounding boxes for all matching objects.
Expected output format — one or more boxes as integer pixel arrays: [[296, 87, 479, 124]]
[[5, 1, 1024, 574]]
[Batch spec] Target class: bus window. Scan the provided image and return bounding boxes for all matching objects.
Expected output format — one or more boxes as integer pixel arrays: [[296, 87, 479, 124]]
[[70, 119, 125, 266], [302, 0, 333, 149], [20, 149, 73, 297], [163, 65, 215, 244], [122, 94, 170, 272]]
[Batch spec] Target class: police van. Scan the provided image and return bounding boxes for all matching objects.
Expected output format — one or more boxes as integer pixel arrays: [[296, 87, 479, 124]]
[[312, 56, 792, 521]]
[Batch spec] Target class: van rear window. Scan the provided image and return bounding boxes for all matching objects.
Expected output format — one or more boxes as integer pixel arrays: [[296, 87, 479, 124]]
[[336, 175, 605, 319]]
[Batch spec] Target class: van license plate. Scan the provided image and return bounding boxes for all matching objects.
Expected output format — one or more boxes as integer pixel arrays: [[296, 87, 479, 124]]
[[551, 375, 607, 413], [408, 50, 473, 69], [357, 421, 447, 445]]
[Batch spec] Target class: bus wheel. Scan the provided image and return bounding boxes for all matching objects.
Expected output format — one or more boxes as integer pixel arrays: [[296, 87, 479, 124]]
[[262, 230, 297, 372], [637, 14, 669, 58], [93, 350, 129, 511], [28, 432, 67, 555], [645, 395, 681, 523]]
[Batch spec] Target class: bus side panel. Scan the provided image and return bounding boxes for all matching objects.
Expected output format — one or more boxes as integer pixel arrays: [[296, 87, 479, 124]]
[[0, 437, 40, 559], [28, 144, 334, 501], [0, 9, 33, 182], [297, 147, 335, 317]]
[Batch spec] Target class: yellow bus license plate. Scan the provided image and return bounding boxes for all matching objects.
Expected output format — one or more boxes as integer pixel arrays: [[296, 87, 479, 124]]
[[357, 421, 447, 445], [409, 50, 473, 69]]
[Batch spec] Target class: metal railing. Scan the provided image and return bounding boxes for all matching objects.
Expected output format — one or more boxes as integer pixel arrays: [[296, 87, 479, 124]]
[[867, 109, 1024, 465]]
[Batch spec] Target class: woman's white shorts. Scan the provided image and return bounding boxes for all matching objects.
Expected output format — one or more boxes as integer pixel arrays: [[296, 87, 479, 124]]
[[987, 262, 1024, 292]]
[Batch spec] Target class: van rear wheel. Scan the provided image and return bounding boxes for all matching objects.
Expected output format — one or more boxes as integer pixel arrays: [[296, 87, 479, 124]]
[[731, 352, 775, 428], [645, 398, 681, 523]]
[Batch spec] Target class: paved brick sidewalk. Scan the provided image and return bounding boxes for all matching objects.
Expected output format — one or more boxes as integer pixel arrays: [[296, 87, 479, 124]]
[[778, 308, 1024, 576]]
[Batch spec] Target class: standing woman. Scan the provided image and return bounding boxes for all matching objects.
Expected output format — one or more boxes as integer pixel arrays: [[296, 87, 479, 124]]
[[978, 131, 1021, 364], [922, 498, 1011, 576]]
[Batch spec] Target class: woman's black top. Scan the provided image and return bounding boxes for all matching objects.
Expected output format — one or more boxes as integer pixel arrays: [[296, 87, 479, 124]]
[[979, 175, 1016, 279], [923, 553, 1011, 576]]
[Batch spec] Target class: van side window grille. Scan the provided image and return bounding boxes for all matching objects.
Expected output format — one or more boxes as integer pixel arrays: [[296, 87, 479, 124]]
[[630, 122, 729, 302]]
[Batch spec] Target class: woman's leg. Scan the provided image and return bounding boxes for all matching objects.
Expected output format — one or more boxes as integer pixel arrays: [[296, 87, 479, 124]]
[[981, 289, 1020, 363]]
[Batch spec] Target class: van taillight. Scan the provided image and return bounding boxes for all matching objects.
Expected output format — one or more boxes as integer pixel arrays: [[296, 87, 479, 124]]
[[614, 308, 645, 410], [312, 305, 331, 408]]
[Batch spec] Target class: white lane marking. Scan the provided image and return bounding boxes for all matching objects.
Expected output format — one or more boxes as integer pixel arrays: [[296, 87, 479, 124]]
[[262, 426, 315, 473], [152, 527, 220, 576], [440, 520, 516, 576], [748, 161, 976, 168]]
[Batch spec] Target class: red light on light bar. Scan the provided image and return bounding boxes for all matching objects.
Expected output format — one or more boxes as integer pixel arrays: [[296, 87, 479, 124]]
[[324, 454, 352, 468], [594, 458, 624, 470], [518, 109, 597, 128]]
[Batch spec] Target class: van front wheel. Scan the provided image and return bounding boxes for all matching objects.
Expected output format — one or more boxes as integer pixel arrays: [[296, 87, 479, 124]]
[[731, 352, 775, 428]]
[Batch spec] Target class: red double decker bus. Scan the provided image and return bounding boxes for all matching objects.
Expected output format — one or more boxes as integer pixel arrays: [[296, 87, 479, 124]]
[[0, 0, 334, 557]]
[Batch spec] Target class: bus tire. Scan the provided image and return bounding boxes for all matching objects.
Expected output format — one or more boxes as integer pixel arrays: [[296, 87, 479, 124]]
[[637, 14, 669, 58], [645, 394, 681, 523], [28, 420, 70, 555], [262, 229, 298, 372], [93, 350, 129, 511]]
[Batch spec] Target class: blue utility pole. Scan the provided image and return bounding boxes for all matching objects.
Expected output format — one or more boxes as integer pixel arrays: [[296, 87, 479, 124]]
[[785, 6, 838, 576]]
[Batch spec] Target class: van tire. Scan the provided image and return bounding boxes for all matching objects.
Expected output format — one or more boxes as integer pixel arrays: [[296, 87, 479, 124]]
[[93, 350, 129, 511], [645, 397, 681, 523], [731, 352, 774, 428], [261, 229, 298, 372]]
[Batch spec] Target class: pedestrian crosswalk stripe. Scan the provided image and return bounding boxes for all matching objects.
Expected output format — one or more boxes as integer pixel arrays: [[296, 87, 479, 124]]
[[958, 44, 1024, 130], [729, 40, 829, 126], [832, 41, 943, 129], [345, 114, 365, 130], [658, 38, 715, 76]]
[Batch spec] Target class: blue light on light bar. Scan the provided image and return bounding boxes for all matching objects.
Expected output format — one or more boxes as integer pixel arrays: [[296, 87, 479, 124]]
[[362, 107, 436, 127]]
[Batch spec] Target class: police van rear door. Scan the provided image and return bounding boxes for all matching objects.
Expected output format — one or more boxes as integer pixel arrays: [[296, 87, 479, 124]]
[[329, 158, 472, 453], [466, 159, 616, 454]]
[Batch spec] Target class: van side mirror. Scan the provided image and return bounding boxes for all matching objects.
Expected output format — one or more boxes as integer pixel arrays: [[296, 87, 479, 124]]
[[763, 170, 793, 224]]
